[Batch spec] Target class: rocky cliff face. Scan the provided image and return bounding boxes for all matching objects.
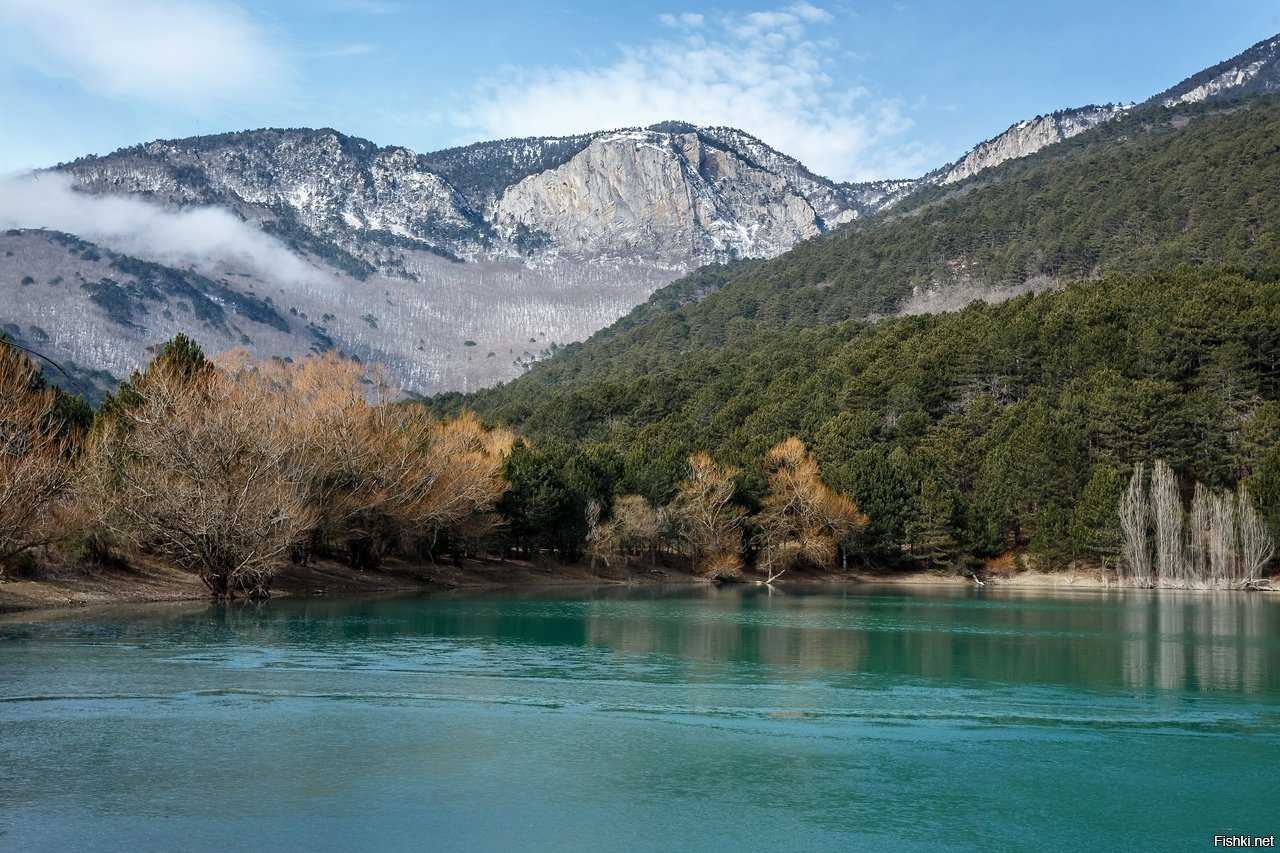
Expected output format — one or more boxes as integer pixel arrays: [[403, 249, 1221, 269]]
[[933, 32, 1280, 189], [64, 129, 487, 263], [61, 124, 897, 271], [491, 129, 846, 264], [937, 105, 1130, 186]]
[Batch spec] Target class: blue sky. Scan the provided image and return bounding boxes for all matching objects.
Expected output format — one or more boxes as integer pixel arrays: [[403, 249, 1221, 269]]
[[0, 0, 1277, 182]]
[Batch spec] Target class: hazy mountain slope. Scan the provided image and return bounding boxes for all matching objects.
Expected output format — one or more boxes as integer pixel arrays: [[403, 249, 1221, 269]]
[[0, 227, 678, 397], [0, 229, 300, 401]]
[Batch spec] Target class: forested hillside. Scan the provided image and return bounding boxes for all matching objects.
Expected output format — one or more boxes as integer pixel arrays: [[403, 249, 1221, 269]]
[[441, 268, 1280, 571], [471, 96, 1280, 393], [427, 94, 1280, 574]]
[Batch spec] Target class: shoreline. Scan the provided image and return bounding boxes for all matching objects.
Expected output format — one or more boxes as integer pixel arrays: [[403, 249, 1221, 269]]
[[2, 556, 1274, 619]]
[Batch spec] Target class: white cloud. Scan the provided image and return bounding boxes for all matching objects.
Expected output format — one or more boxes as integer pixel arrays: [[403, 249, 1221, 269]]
[[0, 0, 290, 111], [0, 171, 321, 287], [659, 12, 704, 28], [450, 4, 932, 180], [787, 2, 833, 24]]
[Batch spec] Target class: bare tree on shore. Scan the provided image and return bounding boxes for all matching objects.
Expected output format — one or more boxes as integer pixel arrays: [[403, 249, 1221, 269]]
[[1152, 460, 1185, 585], [1187, 483, 1211, 581], [586, 495, 666, 571], [755, 437, 868, 584], [0, 345, 75, 571], [1117, 459, 1274, 588], [1118, 463, 1151, 585], [85, 354, 316, 599], [1237, 486, 1274, 584]]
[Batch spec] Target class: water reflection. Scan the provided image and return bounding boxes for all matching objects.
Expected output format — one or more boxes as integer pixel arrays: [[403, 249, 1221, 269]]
[[1119, 592, 1274, 693], [4, 585, 1276, 696]]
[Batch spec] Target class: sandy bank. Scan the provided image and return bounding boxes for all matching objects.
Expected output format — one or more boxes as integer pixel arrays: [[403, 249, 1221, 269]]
[[0, 553, 706, 615], [2, 558, 1273, 616]]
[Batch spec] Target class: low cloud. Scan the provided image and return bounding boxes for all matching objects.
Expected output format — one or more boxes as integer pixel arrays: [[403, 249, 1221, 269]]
[[0, 0, 290, 111], [450, 3, 935, 181], [0, 171, 320, 287]]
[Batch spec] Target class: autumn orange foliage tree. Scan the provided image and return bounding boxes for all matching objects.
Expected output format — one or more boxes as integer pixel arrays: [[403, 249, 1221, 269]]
[[274, 353, 512, 569], [85, 351, 317, 598], [585, 494, 664, 571], [667, 452, 747, 580], [756, 437, 868, 582], [85, 345, 513, 598]]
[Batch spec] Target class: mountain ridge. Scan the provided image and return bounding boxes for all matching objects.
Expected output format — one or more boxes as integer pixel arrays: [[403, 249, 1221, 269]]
[[58, 121, 895, 268], [6, 29, 1280, 396], [449, 93, 1280, 418], [1146, 33, 1280, 107]]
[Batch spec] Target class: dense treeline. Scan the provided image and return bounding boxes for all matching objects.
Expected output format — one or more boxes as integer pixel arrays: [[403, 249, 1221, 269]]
[[0, 336, 511, 598], [442, 267, 1280, 576], [466, 96, 1280, 395], [5, 267, 1279, 589], [0, 334, 874, 593]]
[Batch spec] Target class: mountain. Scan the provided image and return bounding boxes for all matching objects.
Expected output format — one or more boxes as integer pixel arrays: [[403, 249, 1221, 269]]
[[931, 104, 1130, 186], [915, 33, 1280, 190], [450, 93, 1280, 425], [60, 123, 904, 269], [432, 92, 1280, 571], [0, 228, 327, 403], [2, 123, 913, 395], [5, 31, 1280, 396]]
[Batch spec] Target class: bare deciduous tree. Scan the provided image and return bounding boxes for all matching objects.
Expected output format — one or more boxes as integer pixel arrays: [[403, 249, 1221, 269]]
[[618, 495, 664, 567], [585, 499, 624, 571], [1187, 483, 1211, 582], [1118, 463, 1151, 585], [85, 353, 316, 599], [0, 346, 74, 571], [1236, 486, 1274, 585], [1152, 460, 1184, 584], [265, 353, 512, 569], [1117, 459, 1274, 588], [587, 495, 664, 571], [1208, 489, 1239, 585]]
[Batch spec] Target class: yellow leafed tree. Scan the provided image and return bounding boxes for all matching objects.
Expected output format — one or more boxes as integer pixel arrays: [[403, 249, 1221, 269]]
[[85, 347, 513, 597], [271, 353, 512, 569], [756, 437, 868, 582], [667, 452, 746, 580]]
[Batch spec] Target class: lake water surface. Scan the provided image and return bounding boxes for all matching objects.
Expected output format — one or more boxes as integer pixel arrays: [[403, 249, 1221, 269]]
[[1, 585, 1278, 851]]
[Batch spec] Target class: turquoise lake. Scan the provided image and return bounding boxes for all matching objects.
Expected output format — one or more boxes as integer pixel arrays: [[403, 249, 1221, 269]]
[[1, 585, 1278, 851]]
